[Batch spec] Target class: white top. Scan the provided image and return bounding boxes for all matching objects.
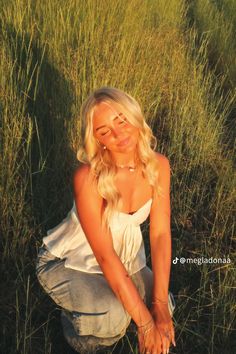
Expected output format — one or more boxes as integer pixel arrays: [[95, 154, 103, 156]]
[[43, 199, 152, 275]]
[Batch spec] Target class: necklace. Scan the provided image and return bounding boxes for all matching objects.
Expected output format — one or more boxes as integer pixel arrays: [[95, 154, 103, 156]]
[[116, 164, 136, 172]]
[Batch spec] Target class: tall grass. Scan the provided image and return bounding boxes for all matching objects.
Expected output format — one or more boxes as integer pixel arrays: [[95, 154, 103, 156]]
[[0, 0, 235, 353], [187, 0, 236, 156], [188, 0, 236, 88]]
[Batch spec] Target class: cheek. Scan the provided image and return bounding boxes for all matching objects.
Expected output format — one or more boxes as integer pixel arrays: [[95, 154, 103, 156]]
[[130, 127, 140, 139], [98, 135, 115, 147]]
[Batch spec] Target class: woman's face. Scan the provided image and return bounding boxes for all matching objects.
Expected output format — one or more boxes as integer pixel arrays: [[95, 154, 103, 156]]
[[93, 102, 140, 154]]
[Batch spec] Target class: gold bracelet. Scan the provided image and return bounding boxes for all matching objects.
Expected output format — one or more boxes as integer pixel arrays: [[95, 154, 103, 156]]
[[152, 297, 168, 305], [142, 323, 154, 336], [137, 318, 153, 329], [137, 320, 154, 336]]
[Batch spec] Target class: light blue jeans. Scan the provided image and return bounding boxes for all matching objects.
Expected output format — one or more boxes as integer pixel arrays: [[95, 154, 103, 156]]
[[36, 245, 175, 353]]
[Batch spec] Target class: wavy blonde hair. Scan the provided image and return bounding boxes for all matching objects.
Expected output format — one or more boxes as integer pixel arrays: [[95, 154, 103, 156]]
[[77, 87, 161, 226]]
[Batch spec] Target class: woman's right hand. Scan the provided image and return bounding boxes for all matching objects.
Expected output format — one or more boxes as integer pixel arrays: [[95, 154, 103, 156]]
[[137, 320, 162, 354]]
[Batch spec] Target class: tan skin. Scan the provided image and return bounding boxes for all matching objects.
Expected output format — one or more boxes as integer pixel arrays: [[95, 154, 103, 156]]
[[73, 102, 175, 354]]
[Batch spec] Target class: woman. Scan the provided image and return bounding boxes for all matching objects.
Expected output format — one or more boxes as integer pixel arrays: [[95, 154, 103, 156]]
[[36, 87, 176, 354]]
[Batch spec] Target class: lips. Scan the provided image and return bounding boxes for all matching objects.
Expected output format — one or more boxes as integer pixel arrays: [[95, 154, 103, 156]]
[[117, 137, 130, 147]]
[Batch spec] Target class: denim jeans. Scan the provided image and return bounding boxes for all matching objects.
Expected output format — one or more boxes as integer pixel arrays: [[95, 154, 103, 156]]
[[36, 245, 174, 353]]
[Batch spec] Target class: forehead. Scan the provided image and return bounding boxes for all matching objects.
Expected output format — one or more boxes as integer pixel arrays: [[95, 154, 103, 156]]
[[92, 102, 121, 127]]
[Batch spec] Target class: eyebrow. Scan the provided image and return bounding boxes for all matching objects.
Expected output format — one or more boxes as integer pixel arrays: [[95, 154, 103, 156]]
[[95, 113, 123, 131]]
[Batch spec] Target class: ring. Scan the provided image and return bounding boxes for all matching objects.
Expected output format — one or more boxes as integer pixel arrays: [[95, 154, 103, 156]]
[[164, 330, 170, 338]]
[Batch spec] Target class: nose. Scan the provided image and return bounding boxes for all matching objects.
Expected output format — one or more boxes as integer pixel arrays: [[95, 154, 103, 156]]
[[111, 125, 124, 138]]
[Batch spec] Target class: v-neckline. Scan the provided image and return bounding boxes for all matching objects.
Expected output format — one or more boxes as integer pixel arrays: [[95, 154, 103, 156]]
[[118, 198, 152, 215]]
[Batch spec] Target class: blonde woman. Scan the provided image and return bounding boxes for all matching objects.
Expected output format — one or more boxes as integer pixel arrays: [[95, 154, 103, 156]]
[[36, 87, 176, 354]]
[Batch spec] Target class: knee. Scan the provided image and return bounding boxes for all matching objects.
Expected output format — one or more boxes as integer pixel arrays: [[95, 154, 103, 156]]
[[61, 310, 124, 352], [70, 295, 131, 339], [107, 296, 131, 336], [132, 266, 153, 307]]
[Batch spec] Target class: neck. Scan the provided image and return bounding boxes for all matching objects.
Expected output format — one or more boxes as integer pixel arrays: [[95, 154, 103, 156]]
[[110, 151, 136, 166]]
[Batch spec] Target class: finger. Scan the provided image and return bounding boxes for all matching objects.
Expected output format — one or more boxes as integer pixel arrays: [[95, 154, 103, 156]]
[[159, 329, 171, 345], [143, 345, 152, 354], [161, 337, 170, 354], [170, 326, 176, 347], [138, 333, 145, 354], [165, 326, 173, 346], [153, 348, 162, 354], [153, 350, 162, 354], [159, 328, 172, 353], [141, 341, 146, 354]]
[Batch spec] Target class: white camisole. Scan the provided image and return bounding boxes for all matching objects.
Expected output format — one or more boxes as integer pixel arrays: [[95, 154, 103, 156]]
[[43, 199, 152, 275]]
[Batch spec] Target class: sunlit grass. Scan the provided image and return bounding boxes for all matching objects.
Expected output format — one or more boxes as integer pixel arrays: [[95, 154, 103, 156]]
[[188, 0, 236, 89], [0, 0, 235, 353]]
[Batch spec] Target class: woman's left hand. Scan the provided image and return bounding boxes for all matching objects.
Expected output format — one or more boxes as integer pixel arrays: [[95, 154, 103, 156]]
[[151, 303, 175, 354]]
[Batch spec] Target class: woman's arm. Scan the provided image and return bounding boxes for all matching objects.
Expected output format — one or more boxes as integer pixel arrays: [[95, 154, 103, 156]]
[[73, 165, 154, 327], [73, 164, 163, 353], [150, 154, 171, 302], [149, 154, 176, 351]]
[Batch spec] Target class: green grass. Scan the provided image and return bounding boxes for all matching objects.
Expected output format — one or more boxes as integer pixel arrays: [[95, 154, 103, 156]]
[[0, 0, 235, 353], [188, 0, 236, 89]]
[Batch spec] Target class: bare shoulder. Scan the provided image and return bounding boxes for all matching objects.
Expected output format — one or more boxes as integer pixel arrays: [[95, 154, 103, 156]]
[[73, 163, 90, 183], [73, 164, 97, 196], [152, 152, 171, 193], [154, 152, 171, 170], [150, 153, 171, 220]]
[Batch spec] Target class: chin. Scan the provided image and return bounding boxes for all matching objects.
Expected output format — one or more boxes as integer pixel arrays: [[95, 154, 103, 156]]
[[119, 143, 138, 153]]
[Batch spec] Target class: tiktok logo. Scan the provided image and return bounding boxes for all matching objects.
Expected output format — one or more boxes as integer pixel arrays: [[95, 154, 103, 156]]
[[172, 257, 179, 264]]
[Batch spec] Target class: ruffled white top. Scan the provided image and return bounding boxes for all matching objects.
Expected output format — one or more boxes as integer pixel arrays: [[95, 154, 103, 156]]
[[43, 199, 152, 275]]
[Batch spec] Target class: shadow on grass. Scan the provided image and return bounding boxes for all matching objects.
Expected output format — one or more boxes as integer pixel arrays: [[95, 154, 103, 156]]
[[0, 21, 142, 354], [0, 21, 80, 354]]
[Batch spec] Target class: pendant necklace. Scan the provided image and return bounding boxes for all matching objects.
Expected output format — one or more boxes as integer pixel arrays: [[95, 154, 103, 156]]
[[116, 164, 136, 172]]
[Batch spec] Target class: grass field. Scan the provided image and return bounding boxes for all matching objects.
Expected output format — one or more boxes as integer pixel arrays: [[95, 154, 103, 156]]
[[0, 0, 235, 353]]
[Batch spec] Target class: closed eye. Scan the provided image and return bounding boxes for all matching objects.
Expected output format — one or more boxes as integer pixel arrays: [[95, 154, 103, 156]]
[[101, 129, 111, 136], [118, 116, 128, 125]]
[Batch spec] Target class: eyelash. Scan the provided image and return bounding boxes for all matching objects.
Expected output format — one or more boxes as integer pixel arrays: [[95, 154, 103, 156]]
[[101, 130, 110, 136], [100, 117, 128, 136]]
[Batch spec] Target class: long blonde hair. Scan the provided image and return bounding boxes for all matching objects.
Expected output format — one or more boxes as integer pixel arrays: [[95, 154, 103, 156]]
[[77, 87, 160, 226]]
